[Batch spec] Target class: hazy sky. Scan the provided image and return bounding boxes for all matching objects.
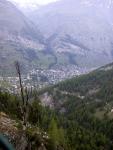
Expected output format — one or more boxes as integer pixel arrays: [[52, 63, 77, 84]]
[[10, 0, 58, 5]]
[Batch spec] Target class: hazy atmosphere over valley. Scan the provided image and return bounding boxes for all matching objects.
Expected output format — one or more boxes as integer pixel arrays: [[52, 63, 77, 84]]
[[1, 0, 113, 150], [1, 0, 113, 75]]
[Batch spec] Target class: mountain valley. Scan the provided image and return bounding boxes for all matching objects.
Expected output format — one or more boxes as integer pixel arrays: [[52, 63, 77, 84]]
[[1, 1, 113, 149], [1, 0, 113, 75], [1, 62, 113, 149], [25, 0, 113, 68]]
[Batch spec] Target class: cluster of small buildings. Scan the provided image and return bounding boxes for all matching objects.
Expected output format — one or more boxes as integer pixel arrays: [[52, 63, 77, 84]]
[[0, 65, 88, 93]]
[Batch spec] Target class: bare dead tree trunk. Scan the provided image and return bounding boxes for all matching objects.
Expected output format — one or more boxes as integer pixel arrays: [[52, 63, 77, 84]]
[[15, 61, 24, 106], [24, 87, 30, 127], [15, 61, 29, 129]]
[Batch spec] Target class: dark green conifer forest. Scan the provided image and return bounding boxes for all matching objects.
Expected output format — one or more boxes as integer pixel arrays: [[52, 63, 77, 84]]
[[1, 64, 113, 149]]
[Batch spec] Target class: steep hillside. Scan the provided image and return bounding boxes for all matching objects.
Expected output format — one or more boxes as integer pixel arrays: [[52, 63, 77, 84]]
[[37, 62, 113, 149], [39, 62, 113, 114], [0, 92, 65, 150], [0, 0, 45, 75], [28, 0, 113, 68], [1, 63, 113, 149]]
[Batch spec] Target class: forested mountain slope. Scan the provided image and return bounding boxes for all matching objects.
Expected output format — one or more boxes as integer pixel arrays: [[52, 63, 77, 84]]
[[39, 62, 113, 116], [1, 63, 113, 149], [0, 91, 65, 150], [37, 62, 113, 149]]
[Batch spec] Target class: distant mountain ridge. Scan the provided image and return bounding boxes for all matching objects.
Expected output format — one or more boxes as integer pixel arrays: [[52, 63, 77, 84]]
[[26, 0, 113, 68], [0, 0, 45, 74], [1, 0, 113, 74], [9, 0, 40, 16]]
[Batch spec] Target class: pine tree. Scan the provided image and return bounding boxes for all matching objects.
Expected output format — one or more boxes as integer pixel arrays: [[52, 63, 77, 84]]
[[48, 118, 59, 149]]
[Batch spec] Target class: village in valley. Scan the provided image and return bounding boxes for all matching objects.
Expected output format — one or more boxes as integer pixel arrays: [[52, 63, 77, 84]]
[[0, 65, 89, 93]]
